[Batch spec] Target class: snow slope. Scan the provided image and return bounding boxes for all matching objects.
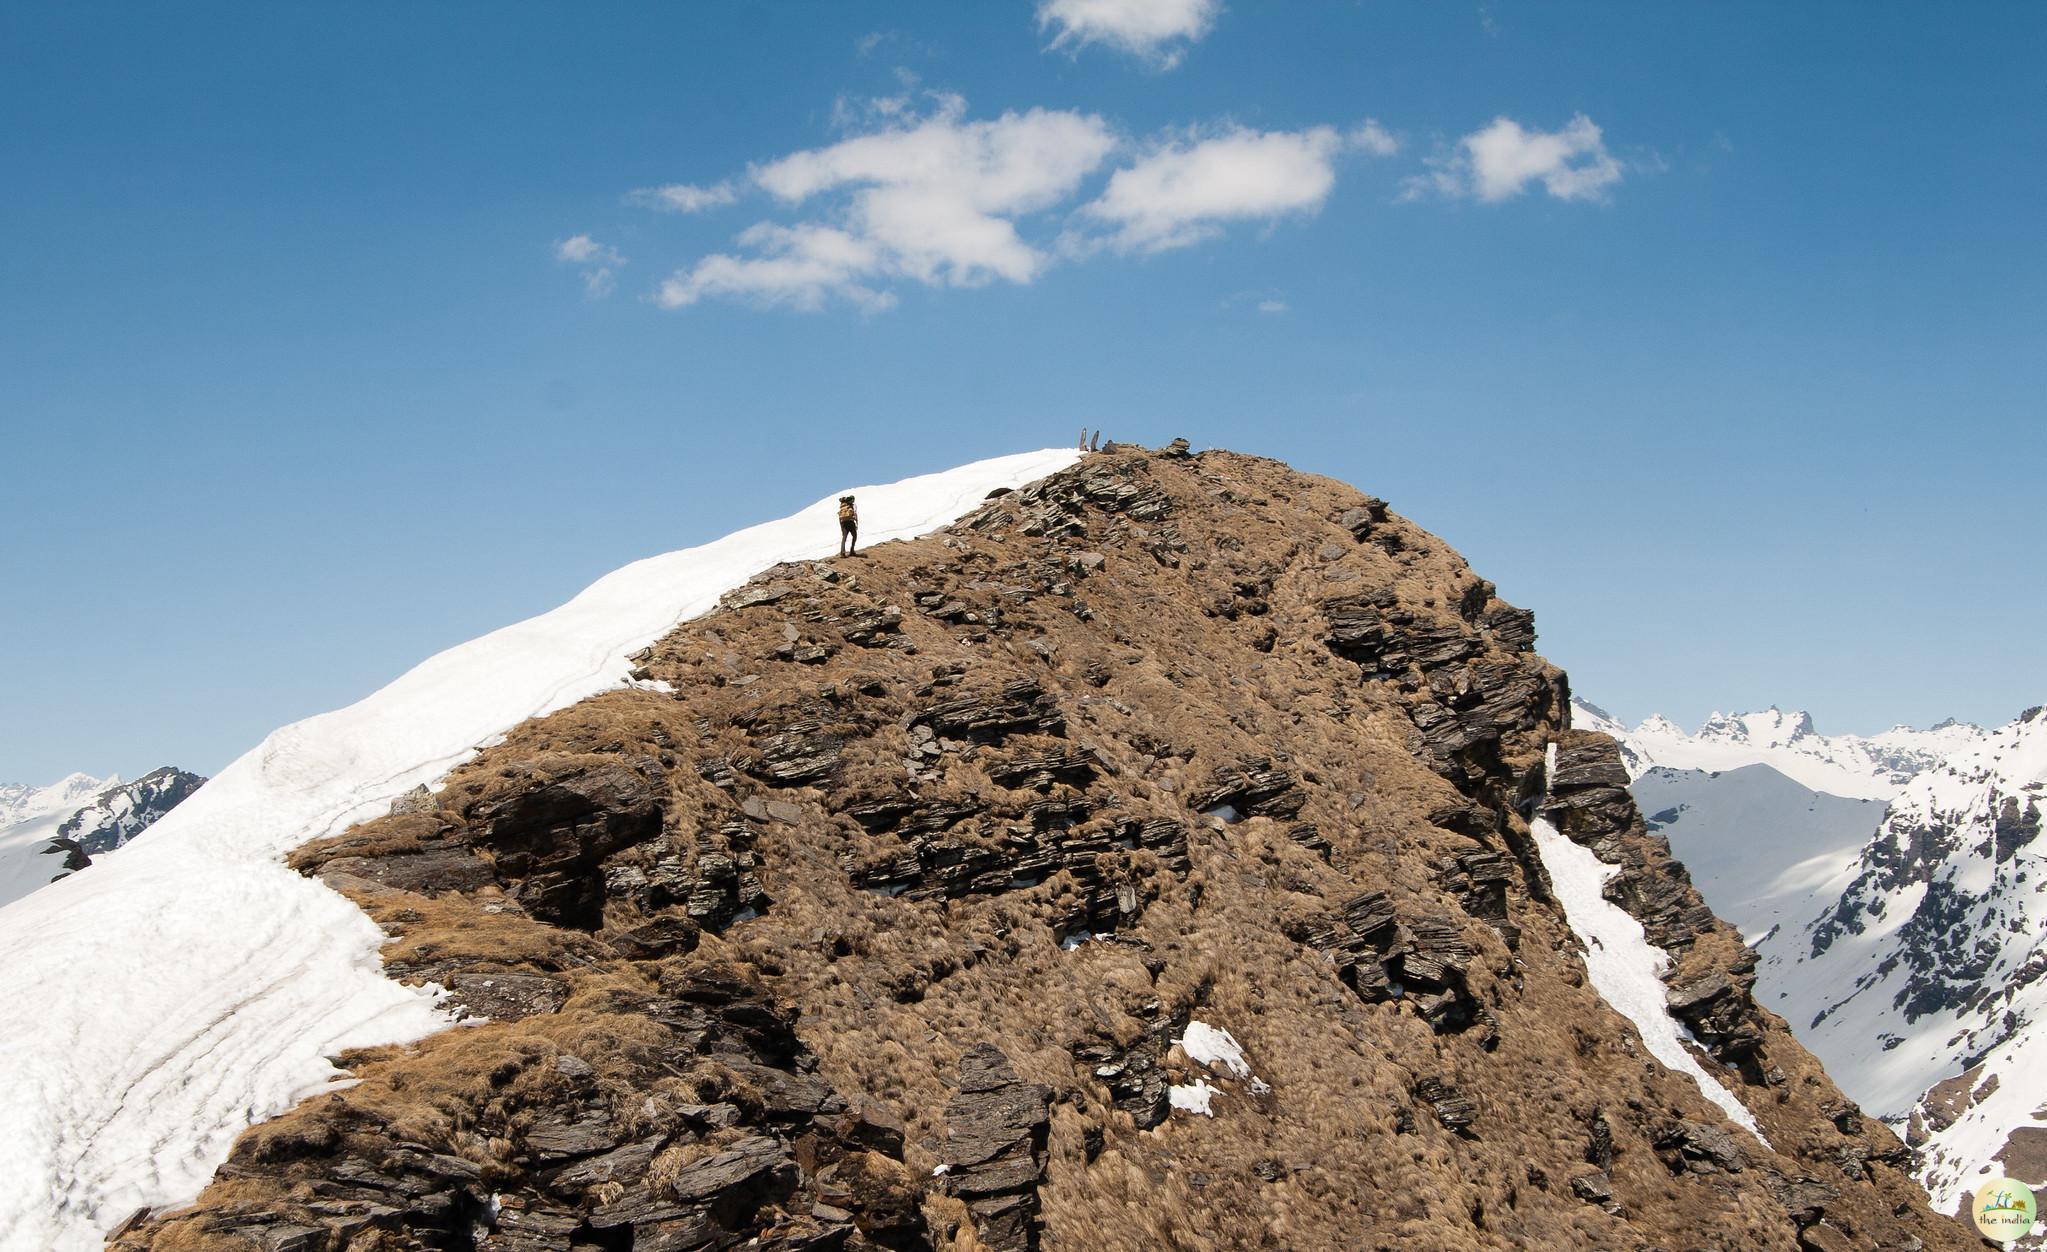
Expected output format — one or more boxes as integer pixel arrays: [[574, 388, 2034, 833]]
[[1630, 764, 1885, 943], [1572, 700, 1984, 801], [0, 773, 116, 909], [1755, 707, 2047, 1211], [0, 448, 1080, 1252]]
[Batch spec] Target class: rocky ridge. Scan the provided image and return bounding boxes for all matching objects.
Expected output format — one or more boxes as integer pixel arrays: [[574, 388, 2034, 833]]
[[115, 448, 1967, 1251], [52, 767, 208, 870]]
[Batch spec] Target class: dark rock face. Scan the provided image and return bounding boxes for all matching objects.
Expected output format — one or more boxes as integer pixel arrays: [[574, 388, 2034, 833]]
[[1323, 592, 1479, 680], [1304, 893, 1487, 1037], [1439, 848, 1517, 948], [1653, 1120, 1750, 1175], [911, 681, 1065, 743], [1070, 995, 1188, 1131], [941, 1045, 1052, 1252], [1477, 604, 1536, 654], [44, 834, 92, 876], [609, 818, 772, 933], [1191, 759, 1307, 821], [1992, 794, 2041, 863], [319, 845, 496, 896], [1547, 739, 1630, 792], [132, 965, 928, 1252], [1585, 1108, 1614, 1171], [1664, 970, 1764, 1068], [849, 812, 1190, 947], [744, 719, 847, 786], [468, 756, 667, 929]]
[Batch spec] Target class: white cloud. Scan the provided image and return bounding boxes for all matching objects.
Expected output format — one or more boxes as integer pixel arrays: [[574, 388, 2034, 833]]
[[1406, 113, 1622, 203], [658, 223, 895, 313], [1038, 0, 1221, 68], [554, 235, 613, 265], [626, 182, 737, 213], [554, 234, 625, 298], [1082, 125, 1349, 253], [1347, 120, 1400, 157], [1257, 298, 1287, 314], [658, 95, 1116, 311]]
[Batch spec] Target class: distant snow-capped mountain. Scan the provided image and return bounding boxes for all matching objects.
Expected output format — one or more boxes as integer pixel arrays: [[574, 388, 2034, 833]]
[[58, 767, 207, 858], [1758, 705, 2047, 1211], [1574, 696, 2047, 1213], [1571, 699, 1985, 800], [0, 768, 206, 909]]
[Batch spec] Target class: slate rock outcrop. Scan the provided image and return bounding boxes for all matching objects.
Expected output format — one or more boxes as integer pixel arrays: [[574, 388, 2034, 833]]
[[940, 1045, 1053, 1251]]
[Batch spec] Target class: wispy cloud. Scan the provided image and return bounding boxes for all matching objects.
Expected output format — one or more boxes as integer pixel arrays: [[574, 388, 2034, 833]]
[[1080, 122, 1392, 253], [1348, 120, 1400, 157], [554, 233, 625, 298], [1037, 0, 1222, 69], [626, 182, 738, 213], [660, 223, 896, 313], [1405, 113, 1622, 203], [1257, 298, 1288, 314]]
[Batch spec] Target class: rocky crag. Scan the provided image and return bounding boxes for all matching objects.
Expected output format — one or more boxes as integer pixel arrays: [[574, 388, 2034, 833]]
[[50, 767, 208, 873], [116, 447, 1968, 1251]]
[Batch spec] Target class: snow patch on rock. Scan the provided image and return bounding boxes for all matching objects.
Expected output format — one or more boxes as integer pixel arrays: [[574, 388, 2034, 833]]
[[1169, 1079, 1220, 1116]]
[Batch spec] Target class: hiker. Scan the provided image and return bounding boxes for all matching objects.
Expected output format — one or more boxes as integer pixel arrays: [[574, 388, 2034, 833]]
[[837, 495, 858, 556]]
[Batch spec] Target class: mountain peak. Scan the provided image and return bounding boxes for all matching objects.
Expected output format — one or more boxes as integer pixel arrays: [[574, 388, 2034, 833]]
[[3, 447, 1966, 1252]]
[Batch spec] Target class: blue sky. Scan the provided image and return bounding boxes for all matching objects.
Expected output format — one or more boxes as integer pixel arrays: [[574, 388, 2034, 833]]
[[3, 2, 2042, 783]]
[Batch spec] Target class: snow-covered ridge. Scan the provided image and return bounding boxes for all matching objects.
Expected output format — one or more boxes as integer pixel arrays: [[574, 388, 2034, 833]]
[[1757, 706, 2047, 1212], [1571, 699, 1985, 801], [0, 447, 1081, 1252]]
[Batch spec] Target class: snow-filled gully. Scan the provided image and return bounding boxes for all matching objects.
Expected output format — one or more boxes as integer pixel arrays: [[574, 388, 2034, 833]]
[[1529, 744, 1767, 1143]]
